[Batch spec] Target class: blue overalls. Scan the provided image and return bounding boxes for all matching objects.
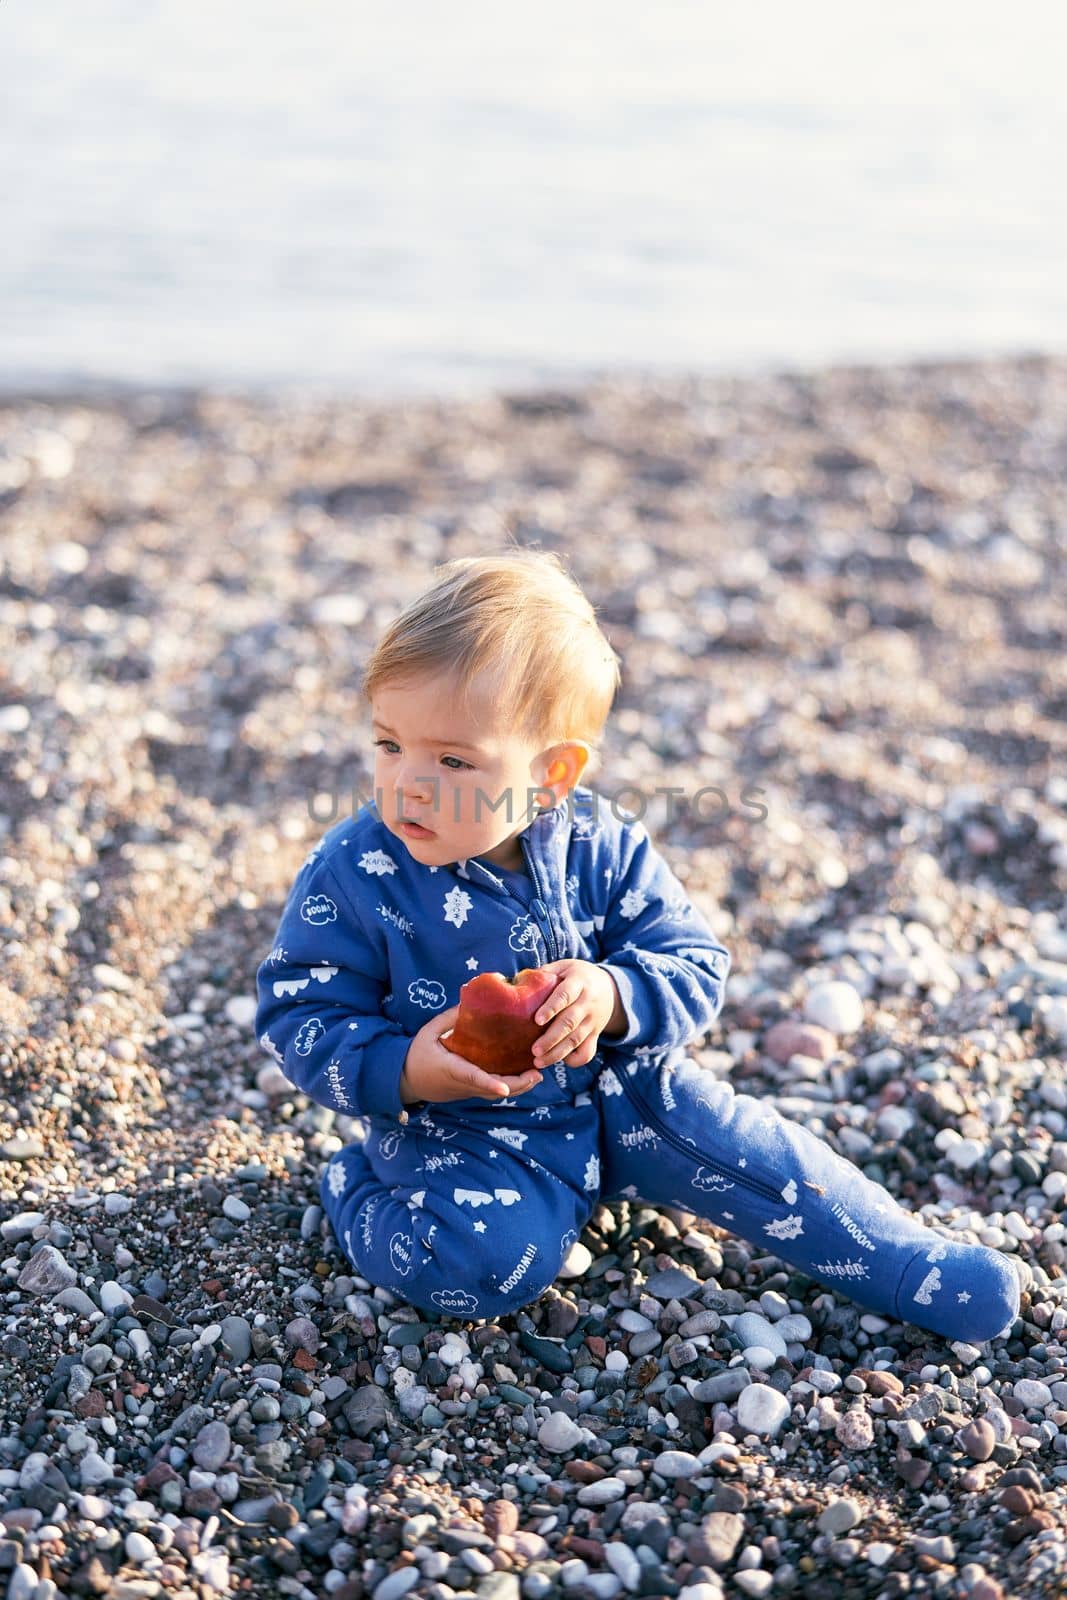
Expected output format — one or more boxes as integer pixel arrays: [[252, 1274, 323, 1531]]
[[255, 788, 1020, 1344]]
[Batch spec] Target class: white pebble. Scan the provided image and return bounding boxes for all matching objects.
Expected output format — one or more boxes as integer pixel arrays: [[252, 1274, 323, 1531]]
[[1014, 1379, 1053, 1409], [5, 1565, 39, 1600], [191, 1550, 231, 1593], [651, 1450, 701, 1479], [582, 1576, 624, 1600], [775, 1313, 813, 1343], [947, 1139, 986, 1172], [617, 1309, 653, 1332], [99, 1281, 132, 1314], [0, 705, 30, 734], [538, 1411, 584, 1452], [604, 1542, 642, 1590], [435, 1335, 469, 1367], [128, 1329, 152, 1362], [736, 1384, 791, 1438], [731, 1313, 787, 1356], [875, 1106, 915, 1141], [1041, 998, 1067, 1043], [859, 1314, 889, 1334], [125, 1530, 157, 1563], [1, 1212, 45, 1242], [372, 1568, 419, 1600], [743, 1345, 778, 1371], [577, 1477, 627, 1506], [758, 1290, 790, 1320], [803, 979, 865, 1035], [76, 1494, 111, 1522], [223, 1195, 251, 1222], [224, 995, 258, 1028], [311, 593, 368, 627], [558, 1240, 593, 1277]]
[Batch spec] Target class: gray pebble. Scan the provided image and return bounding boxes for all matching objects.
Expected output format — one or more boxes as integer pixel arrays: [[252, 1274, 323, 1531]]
[[17, 1245, 76, 1296], [192, 1420, 232, 1471], [219, 1315, 252, 1364]]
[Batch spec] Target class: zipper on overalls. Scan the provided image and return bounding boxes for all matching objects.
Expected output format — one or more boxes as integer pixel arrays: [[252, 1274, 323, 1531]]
[[619, 1078, 784, 1204], [521, 833, 560, 961]]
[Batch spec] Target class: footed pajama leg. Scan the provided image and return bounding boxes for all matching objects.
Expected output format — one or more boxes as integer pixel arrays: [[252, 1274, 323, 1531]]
[[597, 1059, 1020, 1345]]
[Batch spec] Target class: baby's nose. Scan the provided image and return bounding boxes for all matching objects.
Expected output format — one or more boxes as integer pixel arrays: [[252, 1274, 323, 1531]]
[[396, 778, 435, 813]]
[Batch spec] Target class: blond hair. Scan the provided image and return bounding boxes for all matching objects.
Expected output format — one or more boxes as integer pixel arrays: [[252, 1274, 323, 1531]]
[[361, 548, 622, 761]]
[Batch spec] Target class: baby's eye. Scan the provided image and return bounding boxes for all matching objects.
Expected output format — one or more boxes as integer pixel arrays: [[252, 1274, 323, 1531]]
[[373, 740, 471, 772]]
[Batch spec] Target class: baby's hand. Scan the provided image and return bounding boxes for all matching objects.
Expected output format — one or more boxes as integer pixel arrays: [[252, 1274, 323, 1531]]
[[531, 959, 621, 1068], [402, 1006, 543, 1103]]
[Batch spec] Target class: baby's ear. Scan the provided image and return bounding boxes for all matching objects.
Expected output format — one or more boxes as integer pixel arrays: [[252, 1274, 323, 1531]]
[[543, 740, 590, 794]]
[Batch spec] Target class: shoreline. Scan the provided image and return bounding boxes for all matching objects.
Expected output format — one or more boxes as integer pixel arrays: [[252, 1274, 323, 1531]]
[[0, 344, 1061, 411]]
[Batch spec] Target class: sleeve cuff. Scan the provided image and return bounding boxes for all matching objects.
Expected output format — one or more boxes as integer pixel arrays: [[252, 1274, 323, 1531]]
[[598, 962, 645, 1050], [356, 1032, 412, 1120]]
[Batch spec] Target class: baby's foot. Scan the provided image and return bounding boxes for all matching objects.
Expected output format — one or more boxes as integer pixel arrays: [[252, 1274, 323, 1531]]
[[896, 1231, 1021, 1344]]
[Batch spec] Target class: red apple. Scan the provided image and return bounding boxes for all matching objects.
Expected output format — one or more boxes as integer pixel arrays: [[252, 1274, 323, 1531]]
[[441, 966, 557, 1077]]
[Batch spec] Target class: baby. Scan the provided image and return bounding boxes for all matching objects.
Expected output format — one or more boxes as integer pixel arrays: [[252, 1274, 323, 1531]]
[[254, 550, 1020, 1344]]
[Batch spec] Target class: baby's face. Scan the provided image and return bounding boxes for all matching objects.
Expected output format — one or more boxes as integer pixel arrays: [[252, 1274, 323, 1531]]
[[369, 674, 558, 872]]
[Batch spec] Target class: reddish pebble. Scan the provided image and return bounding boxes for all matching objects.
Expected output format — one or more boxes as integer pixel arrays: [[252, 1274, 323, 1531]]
[[763, 1019, 837, 1064]]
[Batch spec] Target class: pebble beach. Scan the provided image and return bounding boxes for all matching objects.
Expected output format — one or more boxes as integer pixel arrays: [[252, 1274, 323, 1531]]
[[2, 352, 1067, 1599]]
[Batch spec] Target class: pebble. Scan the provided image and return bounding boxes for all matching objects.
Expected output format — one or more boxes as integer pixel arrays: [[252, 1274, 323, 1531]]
[[1013, 1378, 1053, 1409], [5, 1567, 39, 1600], [99, 1281, 132, 1314], [774, 1313, 813, 1343], [958, 1419, 996, 1460], [16, 1245, 76, 1295], [690, 1509, 744, 1568], [576, 1477, 627, 1506], [817, 1499, 862, 1535], [604, 1543, 642, 1590], [735, 1385, 791, 1438], [733, 1575, 773, 1598], [763, 1019, 836, 1064], [643, 1268, 702, 1299], [803, 979, 866, 1034], [947, 1138, 987, 1172], [125, 1530, 157, 1563], [1, 1212, 45, 1242], [192, 1421, 232, 1472], [224, 995, 258, 1028], [731, 1313, 788, 1357], [835, 1407, 875, 1449], [218, 1315, 252, 1363], [538, 1412, 585, 1453], [652, 1450, 702, 1480], [558, 1240, 593, 1277]]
